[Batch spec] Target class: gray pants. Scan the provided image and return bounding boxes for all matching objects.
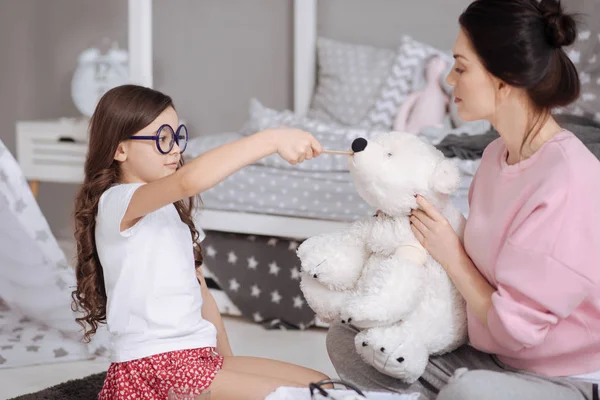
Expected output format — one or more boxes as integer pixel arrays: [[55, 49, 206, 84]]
[[327, 323, 598, 400]]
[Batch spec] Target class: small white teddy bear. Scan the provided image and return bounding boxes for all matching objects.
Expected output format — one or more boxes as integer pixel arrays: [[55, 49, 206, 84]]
[[297, 131, 468, 383]]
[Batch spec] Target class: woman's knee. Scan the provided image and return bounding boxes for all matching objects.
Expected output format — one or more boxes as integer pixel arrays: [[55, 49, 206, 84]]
[[436, 369, 496, 400], [325, 323, 360, 371]]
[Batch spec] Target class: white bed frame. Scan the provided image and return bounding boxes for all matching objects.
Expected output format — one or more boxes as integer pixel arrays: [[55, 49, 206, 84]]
[[129, 0, 343, 241], [128, 0, 318, 118]]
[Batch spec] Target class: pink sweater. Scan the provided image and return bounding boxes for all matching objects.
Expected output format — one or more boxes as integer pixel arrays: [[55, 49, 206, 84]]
[[464, 130, 600, 377]]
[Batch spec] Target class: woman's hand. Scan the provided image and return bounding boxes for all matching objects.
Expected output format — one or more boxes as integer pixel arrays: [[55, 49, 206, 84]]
[[410, 195, 465, 270], [410, 195, 495, 326]]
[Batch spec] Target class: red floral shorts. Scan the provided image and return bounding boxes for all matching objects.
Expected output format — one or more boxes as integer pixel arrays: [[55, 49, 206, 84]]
[[98, 347, 224, 400]]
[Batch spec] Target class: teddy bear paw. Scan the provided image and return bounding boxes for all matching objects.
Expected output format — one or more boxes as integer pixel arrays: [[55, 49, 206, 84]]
[[354, 329, 429, 384], [297, 235, 366, 290], [354, 330, 376, 360], [339, 313, 380, 329]]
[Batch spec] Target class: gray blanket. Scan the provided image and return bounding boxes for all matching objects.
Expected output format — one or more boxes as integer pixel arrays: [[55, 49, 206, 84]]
[[435, 114, 600, 160]]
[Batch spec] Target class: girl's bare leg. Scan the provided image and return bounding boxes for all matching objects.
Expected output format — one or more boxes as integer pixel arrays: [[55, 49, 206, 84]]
[[221, 355, 330, 385], [207, 369, 303, 400]]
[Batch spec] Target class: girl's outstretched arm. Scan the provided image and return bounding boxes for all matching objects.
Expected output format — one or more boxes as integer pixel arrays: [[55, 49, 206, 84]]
[[121, 128, 321, 231], [196, 267, 233, 356]]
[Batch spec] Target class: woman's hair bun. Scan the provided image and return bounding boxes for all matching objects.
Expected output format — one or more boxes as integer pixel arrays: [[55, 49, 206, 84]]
[[539, 0, 577, 48]]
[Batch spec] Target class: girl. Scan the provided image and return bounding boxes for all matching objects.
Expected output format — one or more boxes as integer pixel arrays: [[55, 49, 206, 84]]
[[326, 1, 600, 399], [71, 84, 330, 399]]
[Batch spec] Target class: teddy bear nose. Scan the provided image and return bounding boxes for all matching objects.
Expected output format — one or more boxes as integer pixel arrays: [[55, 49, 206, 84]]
[[351, 138, 368, 153]]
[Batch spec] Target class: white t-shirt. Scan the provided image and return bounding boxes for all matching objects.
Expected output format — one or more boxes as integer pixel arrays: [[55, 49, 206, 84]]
[[95, 183, 217, 362]]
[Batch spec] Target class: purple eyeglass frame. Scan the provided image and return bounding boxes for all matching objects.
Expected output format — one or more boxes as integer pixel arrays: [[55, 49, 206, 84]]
[[129, 124, 188, 154]]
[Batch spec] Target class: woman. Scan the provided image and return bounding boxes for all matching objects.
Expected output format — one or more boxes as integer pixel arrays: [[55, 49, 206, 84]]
[[326, 1, 600, 399]]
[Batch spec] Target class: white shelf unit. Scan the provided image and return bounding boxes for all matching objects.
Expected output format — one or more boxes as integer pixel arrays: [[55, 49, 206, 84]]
[[15, 119, 90, 195]]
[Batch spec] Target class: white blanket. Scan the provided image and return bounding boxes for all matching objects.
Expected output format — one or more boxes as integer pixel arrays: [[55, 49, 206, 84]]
[[265, 386, 422, 400]]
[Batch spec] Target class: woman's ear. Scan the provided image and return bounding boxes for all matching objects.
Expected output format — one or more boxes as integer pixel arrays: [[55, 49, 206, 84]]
[[114, 143, 127, 162], [497, 80, 512, 101]]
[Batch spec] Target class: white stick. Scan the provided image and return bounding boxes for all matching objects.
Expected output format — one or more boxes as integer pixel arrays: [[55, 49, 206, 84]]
[[322, 150, 353, 155]]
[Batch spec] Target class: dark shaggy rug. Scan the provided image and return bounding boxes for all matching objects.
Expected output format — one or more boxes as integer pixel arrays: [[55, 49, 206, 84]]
[[9, 372, 106, 400]]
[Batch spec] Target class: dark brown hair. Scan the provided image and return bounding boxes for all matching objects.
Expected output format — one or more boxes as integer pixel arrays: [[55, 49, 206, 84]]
[[71, 84, 203, 342], [459, 0, 581, 150]]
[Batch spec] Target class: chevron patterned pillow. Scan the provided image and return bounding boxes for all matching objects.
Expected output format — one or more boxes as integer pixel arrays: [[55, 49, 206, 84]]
[[359, 36, 452, 129]]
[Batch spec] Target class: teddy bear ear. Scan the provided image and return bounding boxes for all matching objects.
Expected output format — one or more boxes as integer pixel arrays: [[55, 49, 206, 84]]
[[430, 158, 460, 195]]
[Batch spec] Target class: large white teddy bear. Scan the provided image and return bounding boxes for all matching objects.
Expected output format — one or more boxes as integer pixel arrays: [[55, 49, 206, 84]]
[[297, 131, 468, 383]]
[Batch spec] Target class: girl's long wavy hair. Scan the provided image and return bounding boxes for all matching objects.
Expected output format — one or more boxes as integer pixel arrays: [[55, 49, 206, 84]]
[[71, 84, 203, 343]]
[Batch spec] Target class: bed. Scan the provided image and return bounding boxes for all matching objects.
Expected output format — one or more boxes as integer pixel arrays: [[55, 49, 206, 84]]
[[178, 0, 488, 330], [177, 0, 600, 330]]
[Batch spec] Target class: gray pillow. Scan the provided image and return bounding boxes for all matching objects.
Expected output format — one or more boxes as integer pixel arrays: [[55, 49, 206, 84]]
[[307, 37, 396, 126]]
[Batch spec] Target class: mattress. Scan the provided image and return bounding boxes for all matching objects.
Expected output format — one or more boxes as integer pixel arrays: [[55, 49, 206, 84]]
[[202, 165, 374, 221]]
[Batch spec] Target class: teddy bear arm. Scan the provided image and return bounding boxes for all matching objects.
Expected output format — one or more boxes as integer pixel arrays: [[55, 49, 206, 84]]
[[343, 258, 426, 327], [300, 275, 349, 322], [297, 220, 369, 272], [336, 224, 371, 268]]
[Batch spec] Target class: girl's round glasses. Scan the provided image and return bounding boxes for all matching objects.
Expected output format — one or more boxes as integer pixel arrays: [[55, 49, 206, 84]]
[[129, 124, 188, 155]]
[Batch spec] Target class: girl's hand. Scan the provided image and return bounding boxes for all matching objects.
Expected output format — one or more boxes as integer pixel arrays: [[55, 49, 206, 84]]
[[270, 128, 323, 165], [410, 195, 465, 270]]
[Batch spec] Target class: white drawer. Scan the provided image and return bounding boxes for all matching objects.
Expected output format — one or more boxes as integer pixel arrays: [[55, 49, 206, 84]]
[[16, 119, 89, 184]]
